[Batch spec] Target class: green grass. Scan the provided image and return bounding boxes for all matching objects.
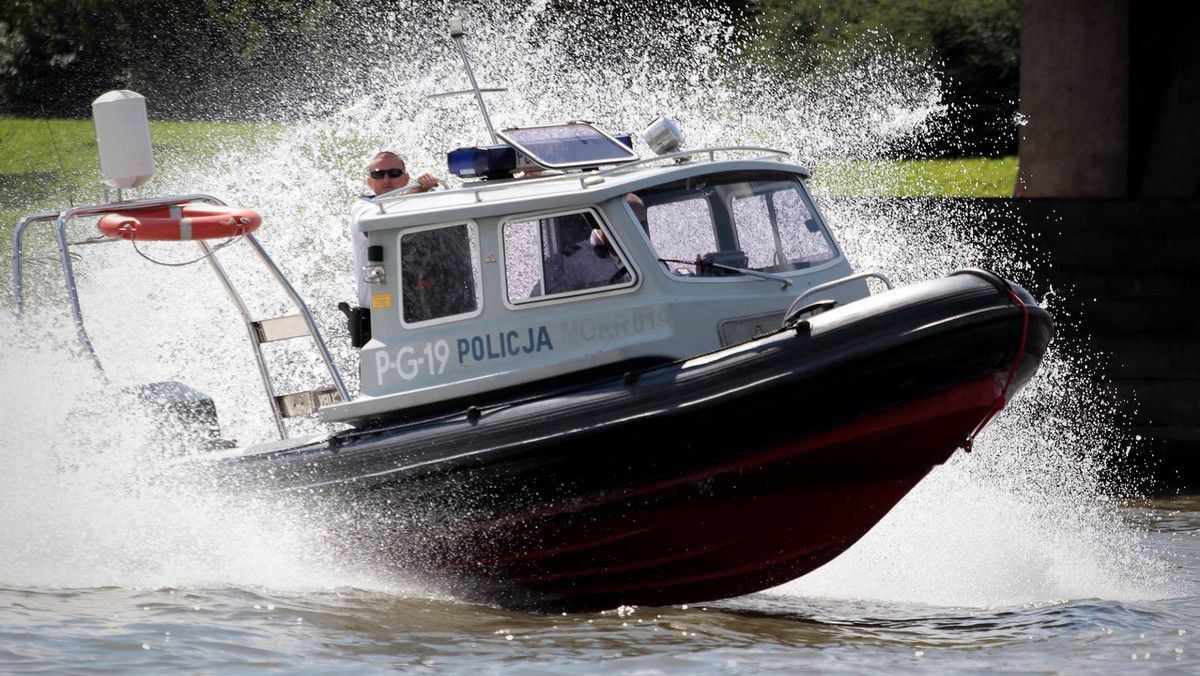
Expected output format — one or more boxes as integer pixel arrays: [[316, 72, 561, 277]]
[[2, 117, 1021, 245], [814, 156, 1019, 198], [0, 116, 273, 174], [1, 117, 276, 230]]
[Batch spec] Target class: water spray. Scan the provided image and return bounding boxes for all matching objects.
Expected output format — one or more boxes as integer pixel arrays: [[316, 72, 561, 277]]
[[427, 14, 505, 144]]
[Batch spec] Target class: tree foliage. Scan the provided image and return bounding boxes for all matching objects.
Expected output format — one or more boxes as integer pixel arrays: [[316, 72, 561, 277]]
[[1, 0, 1019, 155], [744, 0, 1019, 156], [0, 0, 372, 119]]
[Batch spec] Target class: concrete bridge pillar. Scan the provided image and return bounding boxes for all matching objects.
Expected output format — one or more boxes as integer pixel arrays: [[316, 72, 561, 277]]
[[1018, 0, 1200, 198], [1017, 0, 1129, 197]]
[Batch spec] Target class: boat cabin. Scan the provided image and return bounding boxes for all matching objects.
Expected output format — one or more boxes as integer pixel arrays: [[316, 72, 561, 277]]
[[326, 122, 870, 424], [13, 116, 878, 440]]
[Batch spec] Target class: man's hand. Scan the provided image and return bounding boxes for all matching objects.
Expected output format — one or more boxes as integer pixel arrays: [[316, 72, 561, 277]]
[[405, 173, 440, 194]]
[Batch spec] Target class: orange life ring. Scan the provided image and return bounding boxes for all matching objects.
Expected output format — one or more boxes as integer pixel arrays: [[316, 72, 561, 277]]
[[98, 204, 262, 241]]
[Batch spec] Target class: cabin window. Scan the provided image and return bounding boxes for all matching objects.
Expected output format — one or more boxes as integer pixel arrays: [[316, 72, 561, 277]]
[[634, 171, 837, 276], [731, 183, 834, 271], [503, 209, 631, 302], [398, 222, 481, 325], [644, 196, 718, 271]]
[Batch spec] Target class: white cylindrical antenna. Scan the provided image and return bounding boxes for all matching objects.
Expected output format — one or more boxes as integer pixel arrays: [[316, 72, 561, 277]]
[[92, 90, 155, 190], [449, 14, 498, 144]]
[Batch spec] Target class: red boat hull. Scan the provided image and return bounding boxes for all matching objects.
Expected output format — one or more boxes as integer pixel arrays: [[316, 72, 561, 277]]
[[421, 375, 999, 610], [211, 271, 1051, 611]]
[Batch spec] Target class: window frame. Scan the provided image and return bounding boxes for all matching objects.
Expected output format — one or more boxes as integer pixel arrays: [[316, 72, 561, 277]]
[[500, 206, 637, 308], [394, 219, 484, 329], [724, 178, 837, 273], [636, 171, 841, 279]]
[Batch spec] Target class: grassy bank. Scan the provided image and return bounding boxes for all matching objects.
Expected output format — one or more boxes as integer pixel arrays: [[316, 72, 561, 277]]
[[2, 117, 1020, 238], [0, 117, 271, 174], [813, 156, 1019, 198], [0, 117, 274, 230]]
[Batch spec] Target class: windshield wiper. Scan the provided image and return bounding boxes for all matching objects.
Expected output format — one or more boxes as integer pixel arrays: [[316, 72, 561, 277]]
[[700, 261, 793, 290], [658, 257, 794, 290]]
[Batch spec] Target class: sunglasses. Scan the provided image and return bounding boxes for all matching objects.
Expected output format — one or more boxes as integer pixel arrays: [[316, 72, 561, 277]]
[[369, 167, 407, 179]]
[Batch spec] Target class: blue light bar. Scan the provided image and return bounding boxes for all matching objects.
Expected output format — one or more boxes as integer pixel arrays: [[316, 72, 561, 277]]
[[447, 144, 520, 179], [447, 130, 634, 180]]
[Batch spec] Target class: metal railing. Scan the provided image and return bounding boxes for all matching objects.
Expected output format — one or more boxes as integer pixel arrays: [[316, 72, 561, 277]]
[[782, 271, 895, 327], [364, 146, 795, 215], [588, 146, 793, 180], [11, 195, 348, 440]]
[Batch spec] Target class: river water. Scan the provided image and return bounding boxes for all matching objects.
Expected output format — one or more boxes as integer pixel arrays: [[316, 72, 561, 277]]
[[0, 483, 1196, 673], [3, 1, 1198, 672]]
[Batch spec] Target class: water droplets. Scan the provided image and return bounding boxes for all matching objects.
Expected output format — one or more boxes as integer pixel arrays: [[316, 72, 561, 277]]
[[2, 0, 1169, 611]]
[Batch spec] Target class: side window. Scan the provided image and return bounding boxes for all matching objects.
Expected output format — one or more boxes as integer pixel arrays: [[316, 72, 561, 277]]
[[730, 193, 782, 269], [645, 197, 718, 270], [731, 182, 835, 272], [399, 223, 481, 324], [503, 210, 630, 302], [773, 187, 834, 267]]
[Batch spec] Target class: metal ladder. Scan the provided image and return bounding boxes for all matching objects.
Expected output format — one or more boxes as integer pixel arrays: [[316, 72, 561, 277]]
[[12, 194, 349, 440]]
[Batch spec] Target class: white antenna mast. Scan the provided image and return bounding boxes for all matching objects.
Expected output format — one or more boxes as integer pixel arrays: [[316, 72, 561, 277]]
[[427, 14, 504, 144]]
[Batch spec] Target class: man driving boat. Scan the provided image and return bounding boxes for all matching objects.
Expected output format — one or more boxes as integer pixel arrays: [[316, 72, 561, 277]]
[[342, 151, 439, 346], [352, 151, 439, 307]]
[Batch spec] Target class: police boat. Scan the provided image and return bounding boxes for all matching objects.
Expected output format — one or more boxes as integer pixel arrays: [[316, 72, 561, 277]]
[[13, 30, 1051, 613]]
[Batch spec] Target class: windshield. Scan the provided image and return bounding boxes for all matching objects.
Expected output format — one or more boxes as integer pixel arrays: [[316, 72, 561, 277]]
[[633, 171, 837, 275]]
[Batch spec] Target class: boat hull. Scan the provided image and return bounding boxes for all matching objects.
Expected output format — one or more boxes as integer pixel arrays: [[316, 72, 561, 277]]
[[208, 270, 1053, 611], [416, 375, 1001, 610]]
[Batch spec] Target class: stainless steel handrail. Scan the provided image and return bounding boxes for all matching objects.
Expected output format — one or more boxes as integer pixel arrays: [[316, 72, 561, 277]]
[[589, 146, 793, 179], [243, 235, 350, 403], [11, 194, 349, 440], [13, 210, 61, 317], [198, 237, 288, 438], [12, 194, 226, 371], [782, 271, 895, 327], [365, 146, 795, 214], [201, 233, 351, 440], [14, 195, 218, 321]]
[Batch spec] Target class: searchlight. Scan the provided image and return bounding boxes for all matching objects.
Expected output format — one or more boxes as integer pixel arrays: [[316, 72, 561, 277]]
[[641, 116, 684, 155]]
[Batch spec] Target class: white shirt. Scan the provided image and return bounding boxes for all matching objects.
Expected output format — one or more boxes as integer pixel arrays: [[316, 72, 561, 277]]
[[350, 196, 374, 307]]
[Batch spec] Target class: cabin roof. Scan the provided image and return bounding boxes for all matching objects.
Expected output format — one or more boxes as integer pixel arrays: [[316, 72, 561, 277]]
[[356, 152, 810, 232]]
